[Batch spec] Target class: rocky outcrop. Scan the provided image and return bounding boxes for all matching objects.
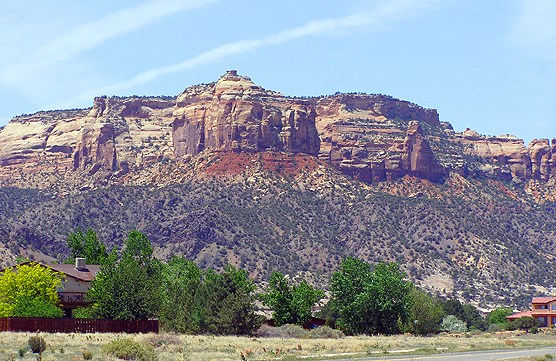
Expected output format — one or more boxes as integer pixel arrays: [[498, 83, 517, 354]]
[[0, 71, 554, 189], [403, 122, 444, 181], [315, 94, 444, 182], [455, 129, 556, 182], [529, 139, 553, 181], [73, 122, 117, 173], [171, 70, 320, 157]]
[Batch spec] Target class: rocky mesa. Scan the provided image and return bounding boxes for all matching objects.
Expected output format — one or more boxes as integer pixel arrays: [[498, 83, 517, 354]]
[[0, 70, 555, 195]]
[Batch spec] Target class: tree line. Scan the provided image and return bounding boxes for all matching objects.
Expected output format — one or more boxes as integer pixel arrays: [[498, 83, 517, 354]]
[[0, 228, 537, 335]]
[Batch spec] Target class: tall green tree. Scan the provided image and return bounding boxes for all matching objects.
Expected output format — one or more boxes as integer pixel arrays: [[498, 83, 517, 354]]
[[0, 263, 63, 318], [406, 289, 445, 335], [443, 299, 465, 320], [160, 257, 206, 333], [330, 257, 413, 335], [205, 265, 262, 335], [67, 228, 108, 264], [261, 271, 324, 326], [160, 257, 261, 335], [462, 304, 487, 331], [88, 230, 162, 320], [329, 257, 371, 334], [488, 307, 514, 325]]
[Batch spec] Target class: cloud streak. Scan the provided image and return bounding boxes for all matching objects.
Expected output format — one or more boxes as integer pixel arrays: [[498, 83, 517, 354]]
[[72, 0, 439, 102], [1, 0, 220, 86], [37, 0, 220, 66]]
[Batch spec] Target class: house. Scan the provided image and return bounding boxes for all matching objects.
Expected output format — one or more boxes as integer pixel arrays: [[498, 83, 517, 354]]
[[2, 258, 100, 317], [48, 258, 100, 317], [507, 296, 556, 327]]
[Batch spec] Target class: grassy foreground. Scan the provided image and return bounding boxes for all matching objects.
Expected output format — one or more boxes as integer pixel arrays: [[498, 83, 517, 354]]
[[1, 331, 556, 361]]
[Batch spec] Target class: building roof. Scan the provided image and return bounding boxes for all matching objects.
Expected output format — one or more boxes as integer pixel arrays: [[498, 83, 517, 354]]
[[532, 297, 556, 304], [1, 261, 100, 282], [506, 310, 532, 320], [47, 264, 100, 282]]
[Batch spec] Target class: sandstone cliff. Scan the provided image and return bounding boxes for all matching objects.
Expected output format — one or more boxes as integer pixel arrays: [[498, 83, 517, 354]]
[[0, 71, 555, 194], [172, 70, 320, 157]]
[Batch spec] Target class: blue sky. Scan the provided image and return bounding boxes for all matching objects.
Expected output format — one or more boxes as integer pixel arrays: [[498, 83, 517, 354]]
[[0, 0, 554, 143]]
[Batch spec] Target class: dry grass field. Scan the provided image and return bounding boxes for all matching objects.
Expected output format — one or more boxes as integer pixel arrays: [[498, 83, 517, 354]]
[[1, 331, 556, 361]]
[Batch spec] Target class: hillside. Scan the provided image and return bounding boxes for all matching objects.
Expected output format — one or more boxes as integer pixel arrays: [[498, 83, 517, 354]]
[[0, 71, 555, 308]]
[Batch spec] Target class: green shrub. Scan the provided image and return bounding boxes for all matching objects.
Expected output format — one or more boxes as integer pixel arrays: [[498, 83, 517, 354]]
[[441, 315, 467, 333], [73, 306, 96, 319], [102, 338, 158, 361], [254, 324, 344, 339], [307, 326, 345, 339], [507, 316, 539, 331], [82, 349, 93, 360], [488, 323, 505, 333], [28, 335, 46, 354], [13, 297, 63, 318], [488, 307, 514, 325], [254, 324, 307, 338]]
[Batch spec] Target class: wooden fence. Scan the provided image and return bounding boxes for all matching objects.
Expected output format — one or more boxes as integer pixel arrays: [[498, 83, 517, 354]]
[[0, 317, 158, 333]]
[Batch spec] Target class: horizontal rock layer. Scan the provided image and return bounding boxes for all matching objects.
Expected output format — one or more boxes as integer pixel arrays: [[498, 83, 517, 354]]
[[0, 70, 554, 188]]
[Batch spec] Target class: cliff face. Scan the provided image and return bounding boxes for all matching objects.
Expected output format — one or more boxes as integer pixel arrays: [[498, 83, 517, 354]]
[[315, 94, 445, 182], [172, 71, 320, 157], [0, 70, 555, 192]]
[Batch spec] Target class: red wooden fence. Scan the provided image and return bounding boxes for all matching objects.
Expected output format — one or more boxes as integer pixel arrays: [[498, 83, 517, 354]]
[[0, 318, 158, 333]]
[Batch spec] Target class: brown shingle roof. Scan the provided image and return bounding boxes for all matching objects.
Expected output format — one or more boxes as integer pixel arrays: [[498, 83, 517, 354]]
[[47, 264, 100, 282], [0, 262, 100, 281]]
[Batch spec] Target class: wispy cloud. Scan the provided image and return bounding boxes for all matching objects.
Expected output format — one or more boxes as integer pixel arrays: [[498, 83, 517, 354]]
[[0, 0, 220, 87], [68, 0, 439, 104], [36, 0, 220, 66]]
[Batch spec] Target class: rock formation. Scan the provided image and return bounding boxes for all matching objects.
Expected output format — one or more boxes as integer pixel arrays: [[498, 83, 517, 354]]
[[172, 70, 320, 157], [0, 71, 555, 189]]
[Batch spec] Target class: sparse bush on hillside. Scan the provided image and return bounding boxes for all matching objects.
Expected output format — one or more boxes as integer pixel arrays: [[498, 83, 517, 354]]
[[2, 172, 556, 307]]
